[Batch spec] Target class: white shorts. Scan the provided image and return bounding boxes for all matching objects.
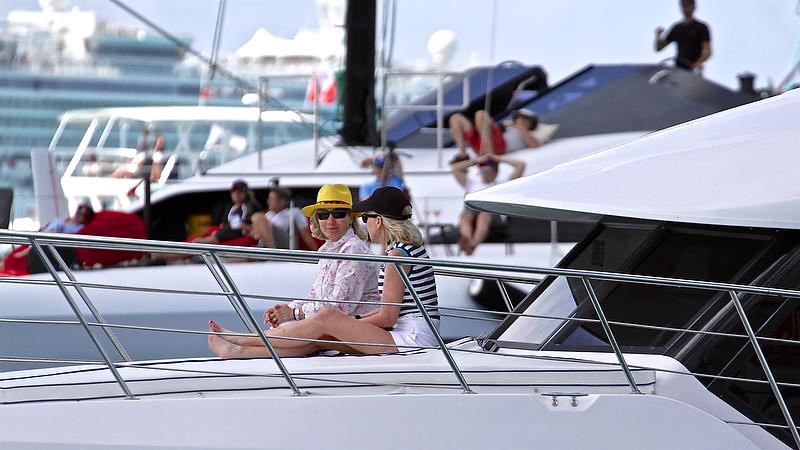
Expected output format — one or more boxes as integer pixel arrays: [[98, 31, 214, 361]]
[[388, 316, 441, 350]]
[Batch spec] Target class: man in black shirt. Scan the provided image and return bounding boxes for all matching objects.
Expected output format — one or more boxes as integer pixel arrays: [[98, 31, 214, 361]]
[[655, 0, 712, 71]]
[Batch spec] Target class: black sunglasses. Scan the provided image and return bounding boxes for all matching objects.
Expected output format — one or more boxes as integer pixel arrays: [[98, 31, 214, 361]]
[[360, 213, 380, 224], [316, 209, 349, 220]]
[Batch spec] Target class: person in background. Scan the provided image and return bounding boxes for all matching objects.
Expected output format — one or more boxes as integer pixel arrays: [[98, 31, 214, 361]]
[[250, 186, 318, 250], [149, 132, 166, 182], [42, 202, 95, 234], [448, 108, 541, 162], [655, 0, 712, 72], [451, 153, 526, 255], [359, 152, 405, 201], [192, 179, 260, 245], [208, 184, 383, 357], [0, 203, 95, 272]]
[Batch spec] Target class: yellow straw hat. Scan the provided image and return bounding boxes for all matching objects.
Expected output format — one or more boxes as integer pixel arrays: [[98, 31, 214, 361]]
[[301, 184, 361, 217]]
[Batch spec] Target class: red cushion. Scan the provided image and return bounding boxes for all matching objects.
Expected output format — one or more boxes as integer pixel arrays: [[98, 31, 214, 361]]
[[74, 211, 147, 267], [0, 246, 30, 276]]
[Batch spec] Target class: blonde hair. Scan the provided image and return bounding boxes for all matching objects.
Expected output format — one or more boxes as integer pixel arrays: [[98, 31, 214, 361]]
[[381, 216, 423, 247], [310, 213, 368, 241]]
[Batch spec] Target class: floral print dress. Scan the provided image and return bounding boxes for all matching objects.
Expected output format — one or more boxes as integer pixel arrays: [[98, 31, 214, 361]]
[[288, 227, 380, 317]]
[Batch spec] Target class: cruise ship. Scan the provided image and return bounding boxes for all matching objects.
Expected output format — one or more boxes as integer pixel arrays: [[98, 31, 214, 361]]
[[0, 1, 340, 222]]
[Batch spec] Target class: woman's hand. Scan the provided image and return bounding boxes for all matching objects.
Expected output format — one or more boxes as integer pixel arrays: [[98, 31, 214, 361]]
[[264, 303, 294, 328]]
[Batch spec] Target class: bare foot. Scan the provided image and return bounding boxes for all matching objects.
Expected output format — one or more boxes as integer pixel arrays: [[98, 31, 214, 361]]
[[208, 332, 240, 359], [209, 320, 252, 345]]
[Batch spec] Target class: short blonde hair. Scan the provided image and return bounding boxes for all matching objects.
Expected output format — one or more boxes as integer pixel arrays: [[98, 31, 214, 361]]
[[381, 216, 423, 247], [310, 213, 368, 241]]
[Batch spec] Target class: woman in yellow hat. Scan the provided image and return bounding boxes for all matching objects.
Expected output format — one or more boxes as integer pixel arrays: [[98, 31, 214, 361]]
[[208, 184, 381, 356]]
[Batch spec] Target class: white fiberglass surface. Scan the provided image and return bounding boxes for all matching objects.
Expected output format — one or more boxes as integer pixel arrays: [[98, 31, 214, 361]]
[[467, 89, 800, 229]]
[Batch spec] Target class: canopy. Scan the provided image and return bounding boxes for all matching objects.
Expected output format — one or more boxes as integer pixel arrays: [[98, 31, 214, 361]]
[[466, 89, 800, 230]]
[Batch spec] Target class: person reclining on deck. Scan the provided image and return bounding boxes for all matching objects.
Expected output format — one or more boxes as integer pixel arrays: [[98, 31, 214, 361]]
[[0, 203, 95, 273], [208, 186, 440, 358], [449, 108, 541, 161], [250, 187, 318, 250], [451, 153, 525, 255]]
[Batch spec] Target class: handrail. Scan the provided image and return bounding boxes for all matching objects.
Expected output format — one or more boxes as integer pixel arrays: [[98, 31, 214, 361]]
[[4, 230, 800, 302], [1, 229, 798, 445], [380, 70, 471, 168]]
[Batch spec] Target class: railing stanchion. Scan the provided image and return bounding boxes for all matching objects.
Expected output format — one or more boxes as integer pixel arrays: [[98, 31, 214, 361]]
[[496, 280, 514, 312], [208, 252, 303, 396], [28, 239, 136, 399], [200, 254, 258, 334], [395, 262, 475, 394], [729, 290, 800, 448], [46, 245, 131, 362], [581, 277, 642, 394]]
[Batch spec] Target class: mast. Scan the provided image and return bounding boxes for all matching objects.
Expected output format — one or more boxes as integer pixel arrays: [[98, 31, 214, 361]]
[[338, 0, 378, 146]]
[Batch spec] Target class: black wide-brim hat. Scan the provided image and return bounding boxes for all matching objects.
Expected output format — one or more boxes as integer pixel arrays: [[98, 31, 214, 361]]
[[352, 186, 412, 220]]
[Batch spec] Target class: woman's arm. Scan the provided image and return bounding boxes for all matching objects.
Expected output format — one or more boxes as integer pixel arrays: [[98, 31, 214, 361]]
[[360, 249, 408, 329]]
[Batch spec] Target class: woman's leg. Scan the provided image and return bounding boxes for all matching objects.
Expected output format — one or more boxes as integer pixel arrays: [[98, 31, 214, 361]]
[[208, 309, 397, 358], [448, 113, 473, 156], [208, 333, 319, 359], [266, 308, 397, 354], [473, 110, 495, 154]]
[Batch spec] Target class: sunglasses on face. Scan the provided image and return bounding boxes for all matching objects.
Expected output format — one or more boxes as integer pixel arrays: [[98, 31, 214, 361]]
[[316, 209, 349, 220], [360, 213, 380, 224]]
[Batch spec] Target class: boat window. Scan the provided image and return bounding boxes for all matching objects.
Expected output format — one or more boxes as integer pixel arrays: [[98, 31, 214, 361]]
[[496, 224, 653, 346], [680, 244, 800, 446], [494, 223, 775, 350], [547, 228, 770, 349]]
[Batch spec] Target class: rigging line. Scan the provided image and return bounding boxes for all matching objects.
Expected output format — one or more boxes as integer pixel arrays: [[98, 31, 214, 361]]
[[106, 0, 311, 123], [107, 0, 249, 90], [387, 0, 397, 70], [208, 0, 228, 80], [480, 0, 499, 124]]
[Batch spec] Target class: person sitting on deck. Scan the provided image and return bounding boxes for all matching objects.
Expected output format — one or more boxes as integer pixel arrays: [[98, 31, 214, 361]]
[[192, 179, 261, 245], [208, 186, 440, 358], [250, 186, 318, 250], [449, 108, 541, 162], [451, 153, 526, 255]]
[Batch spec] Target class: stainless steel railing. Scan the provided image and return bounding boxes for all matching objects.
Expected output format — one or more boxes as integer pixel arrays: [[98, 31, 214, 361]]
[[0, 229, 798, 446], [381, 70, 471, 168]]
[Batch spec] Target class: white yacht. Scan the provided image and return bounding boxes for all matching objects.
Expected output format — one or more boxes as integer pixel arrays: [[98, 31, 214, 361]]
[[0, 84, 796, 449]]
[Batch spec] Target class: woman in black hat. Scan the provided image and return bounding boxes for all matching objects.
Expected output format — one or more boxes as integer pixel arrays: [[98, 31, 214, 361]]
[[207, 187, 439, 358]]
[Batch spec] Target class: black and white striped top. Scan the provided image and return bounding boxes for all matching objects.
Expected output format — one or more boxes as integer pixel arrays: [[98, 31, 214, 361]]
[[378, 242, 439, 320]]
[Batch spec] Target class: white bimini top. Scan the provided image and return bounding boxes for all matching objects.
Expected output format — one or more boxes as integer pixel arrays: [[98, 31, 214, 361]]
[[467, 88, 800, 230]]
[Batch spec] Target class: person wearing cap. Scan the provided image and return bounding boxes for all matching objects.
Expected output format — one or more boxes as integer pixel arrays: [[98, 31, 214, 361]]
[[448, 108, 541, 161], [208, 184, 383, 358], [655, 0, 711, 72], [451, 152, 526, 255], [192, 179, 260, 245], [359, 152, 406, 201], [249, 187, 318, 250]]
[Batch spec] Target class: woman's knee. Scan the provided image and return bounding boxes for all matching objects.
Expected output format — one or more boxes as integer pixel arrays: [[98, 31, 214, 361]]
[[313, 307, 347, 322]]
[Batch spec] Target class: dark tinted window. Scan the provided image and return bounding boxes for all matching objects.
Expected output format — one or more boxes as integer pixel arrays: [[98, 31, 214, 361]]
[[550, 228, 771, 349]]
